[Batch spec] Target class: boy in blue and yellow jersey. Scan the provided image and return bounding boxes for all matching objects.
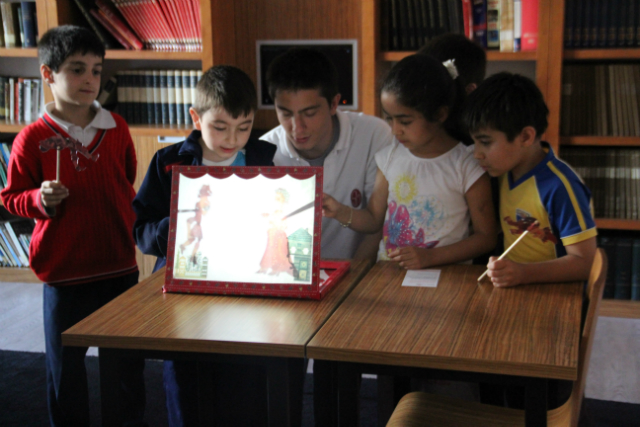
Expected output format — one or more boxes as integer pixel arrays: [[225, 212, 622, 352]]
[[464, 72, 597, 288]]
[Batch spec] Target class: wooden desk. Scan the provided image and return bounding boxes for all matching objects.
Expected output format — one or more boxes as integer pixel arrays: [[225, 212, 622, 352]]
[[62, 260, 369, 427], [307, 262, 583, 427]]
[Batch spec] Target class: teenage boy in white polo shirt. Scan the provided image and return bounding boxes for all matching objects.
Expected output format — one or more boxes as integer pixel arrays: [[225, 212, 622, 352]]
[[261, 47, 392, 426], [261, 48, 393, 262]]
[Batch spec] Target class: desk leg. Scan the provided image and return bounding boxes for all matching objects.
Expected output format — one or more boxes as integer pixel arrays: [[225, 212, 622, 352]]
[[265, 357, 304, 427], [336, 363, 360, 427], [525, 378, 547, 427], [377, 375, 411, 426], [197, 362, 216, 427], [98, 348, 122, 427]]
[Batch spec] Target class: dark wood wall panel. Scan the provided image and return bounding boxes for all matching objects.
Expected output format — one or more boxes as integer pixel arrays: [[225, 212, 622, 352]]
[[229, 0, 361, 130]]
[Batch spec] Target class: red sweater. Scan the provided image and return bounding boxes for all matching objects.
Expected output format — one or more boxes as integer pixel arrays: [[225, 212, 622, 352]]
[[0, 113, 138, 285]]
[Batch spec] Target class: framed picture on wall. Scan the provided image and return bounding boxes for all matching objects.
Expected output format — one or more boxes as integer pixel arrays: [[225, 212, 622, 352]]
[[164, 165, 349, 299], [256, 39, 358, 110]]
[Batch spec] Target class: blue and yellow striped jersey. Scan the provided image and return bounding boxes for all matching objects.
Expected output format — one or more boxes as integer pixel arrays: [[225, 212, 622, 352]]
[[499, 142, 597, 263]]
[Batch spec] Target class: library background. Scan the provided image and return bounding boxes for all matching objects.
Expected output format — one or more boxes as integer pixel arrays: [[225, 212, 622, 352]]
[[0, 0, 638, 397]]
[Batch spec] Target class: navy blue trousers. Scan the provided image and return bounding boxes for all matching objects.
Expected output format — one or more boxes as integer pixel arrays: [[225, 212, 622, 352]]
[[43, 272, 147, 427]]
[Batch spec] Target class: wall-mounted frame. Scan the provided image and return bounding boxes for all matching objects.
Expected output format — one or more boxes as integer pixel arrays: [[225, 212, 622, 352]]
[[164, 165, 349, 299], [256, 39, 358, 110]]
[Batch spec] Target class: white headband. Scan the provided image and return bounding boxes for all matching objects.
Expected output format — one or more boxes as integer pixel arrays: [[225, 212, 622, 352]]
[[442, 59, 459, 80]]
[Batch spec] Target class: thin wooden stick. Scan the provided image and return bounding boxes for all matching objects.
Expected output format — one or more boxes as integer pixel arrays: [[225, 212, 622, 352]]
[[56, 149, 60, 182], [477, 221, 539, 282]]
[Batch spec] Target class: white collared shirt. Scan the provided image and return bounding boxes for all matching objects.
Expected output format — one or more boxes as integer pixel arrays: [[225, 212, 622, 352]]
[[261, 110, 393, 259], [44, 101, 116, 146]]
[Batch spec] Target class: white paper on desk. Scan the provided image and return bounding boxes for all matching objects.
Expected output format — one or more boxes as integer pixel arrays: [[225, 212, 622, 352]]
[[401, 270, 441, 288]]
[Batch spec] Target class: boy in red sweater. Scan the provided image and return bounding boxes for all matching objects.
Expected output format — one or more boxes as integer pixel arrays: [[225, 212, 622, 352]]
[[0, 26, 146, 427]]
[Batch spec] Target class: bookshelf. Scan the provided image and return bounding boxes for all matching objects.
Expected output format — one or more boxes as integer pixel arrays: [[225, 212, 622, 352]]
[[360, 0, 563, 151], [553, 0, 640, 318]]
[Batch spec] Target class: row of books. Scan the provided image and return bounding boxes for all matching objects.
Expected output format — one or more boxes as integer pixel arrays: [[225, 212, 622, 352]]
[[0, 142, 12, 189], [74, 0, 201, 52], [381, 0, 538, 52], [561, 64, 640, 137], [565, 0, 640, 49], [0, 188, 34, 268], [561, 147, 640, 221], [0, 1, 37, 48], [0, 220, 33, 268], [111, 69, 202, 126], [475, 0, 538, 52], [0, 76, 43, 124], [599, 235, 640, 301]]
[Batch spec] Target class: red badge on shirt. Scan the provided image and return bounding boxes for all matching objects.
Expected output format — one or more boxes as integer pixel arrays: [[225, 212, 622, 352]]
[[350, 189, 362, 208]]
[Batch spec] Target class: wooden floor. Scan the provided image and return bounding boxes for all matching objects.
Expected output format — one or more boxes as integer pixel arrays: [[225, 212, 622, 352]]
[[0, 281, 638, 403]]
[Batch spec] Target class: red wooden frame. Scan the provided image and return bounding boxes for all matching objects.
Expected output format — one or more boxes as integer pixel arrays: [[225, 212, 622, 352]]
[[163, 165, 348, 299]]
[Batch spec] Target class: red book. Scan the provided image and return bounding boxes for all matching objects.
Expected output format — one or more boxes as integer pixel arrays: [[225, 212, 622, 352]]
[[521, 0, 538, 51], [149, 0, 175, 50], [90, 8, 134, 49], [163, 0, 186, 50], [462, 0, 473, 39], [112, 0, 149, 49], [95, 0, 144, 50]]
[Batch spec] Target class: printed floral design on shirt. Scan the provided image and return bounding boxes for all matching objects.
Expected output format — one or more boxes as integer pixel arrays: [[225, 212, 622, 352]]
[[380, 173, 443, 259]]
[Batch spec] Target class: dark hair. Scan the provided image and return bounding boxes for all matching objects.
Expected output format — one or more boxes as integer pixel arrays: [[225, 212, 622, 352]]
[[462, 72, 549, 141], [38, 25, 105, 72], [417, 33, 487, 89], [381, 54, 466, 140], [266, 48, 340, 105], [192, 65, 257, 117]]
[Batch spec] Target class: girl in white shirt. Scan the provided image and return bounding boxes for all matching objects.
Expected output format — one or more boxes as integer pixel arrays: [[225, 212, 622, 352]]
[[323, 54, 497, 269]]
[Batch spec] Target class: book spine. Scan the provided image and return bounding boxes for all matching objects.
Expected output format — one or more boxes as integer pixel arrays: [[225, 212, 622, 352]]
[[4, 222, 29, 266], [0, 76, 5, 120], [632, 239, 640, 300], [0, 224, 21, 267], [91, 8, 132, 49], [174, 70, 183, 125], [513, 0, 521, 51], [167, 70, 176, 125], [581, 0, 592, 48], [614, 238, 633, 299], [23, 79, 31, 123], [116, 72, 126, 121], [486, 0, 500, 49], [520, 0, 538, 51], [600, 236, 616, 298], [136, 71, 146, 125], [160, 70, 168, 124], [182, 70, 192, 125], [70, 0, 117, 49], [1, 3, 17, 48], [32, 79, 40, 119], [461, 0, 473, 39], [95, 0, 144, 50], [20, 2, 36, 48], [152, 70, 161, 124], [472, 0, 488, 47], [499, 0, 513, 51], [16, 78, 23, 123], [145, 71, 154, 125], [390, 0, 400, 50], [8, 77, 15, 122], [97, 76, 118, 106]]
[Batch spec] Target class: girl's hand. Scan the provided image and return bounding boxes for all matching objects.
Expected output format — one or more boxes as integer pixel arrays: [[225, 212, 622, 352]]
[[40, 180, 69, 208], [322, 194, 351, 224], [388, 247, 430, 269], [487, 256, 523, 287]]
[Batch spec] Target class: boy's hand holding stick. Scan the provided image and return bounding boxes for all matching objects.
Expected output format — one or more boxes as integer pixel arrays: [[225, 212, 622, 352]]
[[477, 221, 539, 283]]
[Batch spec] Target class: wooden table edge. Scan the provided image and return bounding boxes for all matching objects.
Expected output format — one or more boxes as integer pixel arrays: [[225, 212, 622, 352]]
[[305, 348, 579, 381], [62, 334, 306, 358]]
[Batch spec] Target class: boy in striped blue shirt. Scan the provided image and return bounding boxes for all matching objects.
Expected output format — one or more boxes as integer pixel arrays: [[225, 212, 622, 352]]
[[464, 72, 597, 288]]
